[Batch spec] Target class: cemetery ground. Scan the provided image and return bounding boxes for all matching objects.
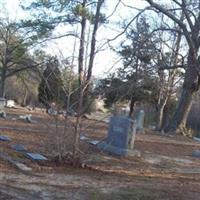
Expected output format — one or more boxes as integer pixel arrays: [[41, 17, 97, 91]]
[[1, 108, 200, 199]]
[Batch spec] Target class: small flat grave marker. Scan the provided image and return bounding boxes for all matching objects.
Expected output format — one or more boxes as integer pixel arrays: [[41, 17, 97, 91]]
[[193, 137, 200, 142], [80, 134, 90, 141], [89, 140, 100, 145], [11, 144, 27, 152], [26, 152, 48, 161], [192, 150, 200, 158], [0, 135, 11, 142], [15, 163, 32, 171], [0, 152, 32, 171]]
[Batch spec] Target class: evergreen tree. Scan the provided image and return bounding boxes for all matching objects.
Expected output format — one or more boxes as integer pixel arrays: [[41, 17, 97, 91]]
[[118, 17, 158, 116], [38, 57, 65, 109]]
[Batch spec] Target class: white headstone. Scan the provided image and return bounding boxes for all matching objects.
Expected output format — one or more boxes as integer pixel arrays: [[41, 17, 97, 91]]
[[6, 100, 15, 108]]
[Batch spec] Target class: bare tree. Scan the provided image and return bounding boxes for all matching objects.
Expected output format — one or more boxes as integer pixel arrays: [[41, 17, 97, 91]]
[[155, 14, 184, 131], [146, 0, 200, 133]]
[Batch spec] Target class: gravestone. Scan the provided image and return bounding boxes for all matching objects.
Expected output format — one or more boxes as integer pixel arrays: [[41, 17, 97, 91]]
[[0, 112, 6, 118], [19, 114, 37, 123], [6, 100, 15, 108], [97, 116, 139, 156], [26, 152, 48, 161], [11, 144, 27, 152], [80, 133, 90, 141], [0, 135, 11, 142], [89, 140, 100, 145], [0, 152, 32, 171], [193, 137, 200, 142], [0, 98, 6, 108], [136, 110, 145, 133], [192, 150, 200, 158], [0, 98, 6, 118]]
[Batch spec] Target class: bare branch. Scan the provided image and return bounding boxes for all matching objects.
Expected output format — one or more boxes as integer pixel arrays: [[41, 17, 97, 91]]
[[146, 0, 195, 51]]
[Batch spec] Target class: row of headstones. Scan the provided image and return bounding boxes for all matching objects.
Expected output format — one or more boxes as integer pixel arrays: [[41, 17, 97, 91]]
[[0, 98, 37, 123], [0, 112, 37, 124], [0, 135, 47, 161], [95, 115, 200, 158]]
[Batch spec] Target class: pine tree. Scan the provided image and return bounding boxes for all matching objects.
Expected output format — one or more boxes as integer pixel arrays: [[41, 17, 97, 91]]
[[38, 58, 64, 109]]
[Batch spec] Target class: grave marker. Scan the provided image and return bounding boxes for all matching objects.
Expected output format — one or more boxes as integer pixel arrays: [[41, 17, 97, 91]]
[[89, 140, 100, 145], [0, 152, 32, 171], [0, 135, 11, 142], [11, 144, 27, 152], [192, 150, 200, 158], [6, 100, 15, 108], [0, 98, 6, 108], [136, 110, 145, 133], [19, 114, 37, 123], [26, 152, 48, 161], [0, 98, 6, 118], [97, 116, 140, 156]]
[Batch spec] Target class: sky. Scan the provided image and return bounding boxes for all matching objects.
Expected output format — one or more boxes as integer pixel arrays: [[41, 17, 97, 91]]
[[0, 0, 148, 78]]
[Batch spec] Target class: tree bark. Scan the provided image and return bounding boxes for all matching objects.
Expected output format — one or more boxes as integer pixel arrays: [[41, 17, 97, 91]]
[[73, 0, 87, 165], [157, 99, 168, 131], [86, 0, 104, 82], [129, 98, 135, 118], [0, 76, 5, 98], [157, 16, 182, 131], [146, 0, 200, 134], [22, 88, 28, 106], [164, 51, 199, 133], [78, 0, 87, 86]]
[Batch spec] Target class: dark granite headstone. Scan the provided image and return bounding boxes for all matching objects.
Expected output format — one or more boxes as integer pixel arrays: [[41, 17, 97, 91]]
[[0, 135, 11, 142], [26, 153, 47, 161], [97, 116, 139, 156], [107, 117, 132, 149]]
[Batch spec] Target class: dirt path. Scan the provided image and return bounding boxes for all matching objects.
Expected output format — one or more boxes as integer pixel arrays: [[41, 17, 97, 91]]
[[1, 167, 200, 200]]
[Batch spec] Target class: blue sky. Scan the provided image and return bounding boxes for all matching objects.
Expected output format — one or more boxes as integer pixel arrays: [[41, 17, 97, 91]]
[[1, 0, 148, 77]]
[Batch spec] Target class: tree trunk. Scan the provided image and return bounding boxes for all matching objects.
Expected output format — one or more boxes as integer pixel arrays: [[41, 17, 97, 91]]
[[129, 98, 135, 118], [0, 67, 6, 98], [86, 0, 104, 82], [157, 19, 182, 132], [162, 105, 168, 130], [73, 0, 87, 166], [22, 88, 28, 106], [78, 0, 87, 86], [0, 77, 5, 98], [164, 52, 199, 133], [157, 106, 164, 131], [157, 100, 167, 131], [164, 89, 194, 133], [83, 0, 104, 113]]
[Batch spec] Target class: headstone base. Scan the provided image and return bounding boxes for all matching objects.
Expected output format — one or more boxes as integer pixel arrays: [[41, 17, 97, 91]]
[[97, 141, 141, 157]]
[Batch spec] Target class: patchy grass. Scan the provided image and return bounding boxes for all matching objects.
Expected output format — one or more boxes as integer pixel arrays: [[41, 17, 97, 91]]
[[89, 188, 177, 200], [1, 107, 200, 199]]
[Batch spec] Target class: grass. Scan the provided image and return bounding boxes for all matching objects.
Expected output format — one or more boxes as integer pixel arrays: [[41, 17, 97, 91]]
[[89, 187, 173, 200]]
